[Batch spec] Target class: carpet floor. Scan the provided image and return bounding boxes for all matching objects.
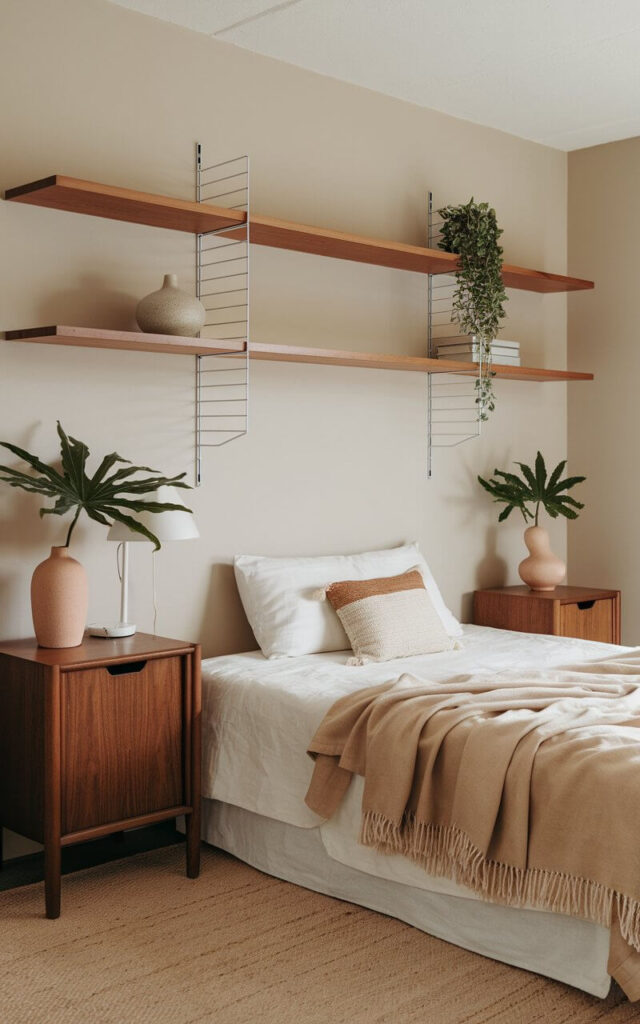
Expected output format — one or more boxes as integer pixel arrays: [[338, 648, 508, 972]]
[[0, 844, 636, 1024]]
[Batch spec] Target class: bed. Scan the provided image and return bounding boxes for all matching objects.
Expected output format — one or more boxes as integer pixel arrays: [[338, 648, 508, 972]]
[[196, 623, 631, 998]]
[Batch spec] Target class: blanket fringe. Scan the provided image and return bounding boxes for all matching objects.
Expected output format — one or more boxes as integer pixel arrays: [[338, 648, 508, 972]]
[[361, 811, 640, 952]]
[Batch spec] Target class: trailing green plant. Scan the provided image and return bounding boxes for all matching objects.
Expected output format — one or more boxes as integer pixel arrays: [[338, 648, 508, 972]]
[[437, 198, 508, 420], [0, 421, 191, 549], [478, 451, 585, 524]]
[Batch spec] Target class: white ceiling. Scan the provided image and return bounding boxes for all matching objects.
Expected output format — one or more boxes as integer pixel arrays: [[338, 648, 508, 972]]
[[110, 0, 640, 150]]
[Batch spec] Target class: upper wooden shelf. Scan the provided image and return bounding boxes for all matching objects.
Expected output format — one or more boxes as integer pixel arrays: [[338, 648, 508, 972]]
[[5, 176, 247, 235], [2, 327, 593, 382], [4, 175, 594, 294], [247, 215, 592, 293]]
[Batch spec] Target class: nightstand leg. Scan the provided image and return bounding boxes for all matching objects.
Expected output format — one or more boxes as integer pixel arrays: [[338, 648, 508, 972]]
[[44, 668, 62, 918], [44, 840, 61, 919], [186, 649, 201, 880], [186, 808, 201, 878]]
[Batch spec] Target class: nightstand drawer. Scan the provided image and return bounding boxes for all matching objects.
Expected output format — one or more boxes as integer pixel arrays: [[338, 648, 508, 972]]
[[473, 586, 621, 645], [558, 598, 615, 643], [61, 656, 184, 835]]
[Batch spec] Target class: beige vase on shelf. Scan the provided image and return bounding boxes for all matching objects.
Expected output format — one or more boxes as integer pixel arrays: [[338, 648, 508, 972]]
[[518, 526, 566, 592], [31, 546, 88, 648], [136, 273, 206, 337]]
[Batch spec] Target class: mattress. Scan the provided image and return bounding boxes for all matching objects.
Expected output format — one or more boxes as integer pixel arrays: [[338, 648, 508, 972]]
[[200, 624, 630, 995]]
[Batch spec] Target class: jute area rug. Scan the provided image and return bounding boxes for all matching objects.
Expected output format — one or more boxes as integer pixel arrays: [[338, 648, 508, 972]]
[[0, 844, 635, 1024]]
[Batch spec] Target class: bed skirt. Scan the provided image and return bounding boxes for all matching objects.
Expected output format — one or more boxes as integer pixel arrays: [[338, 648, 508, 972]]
[[184, 798, 612, 998]]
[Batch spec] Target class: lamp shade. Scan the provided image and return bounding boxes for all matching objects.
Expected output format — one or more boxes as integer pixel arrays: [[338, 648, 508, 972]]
[[107, 485, 199, 543]]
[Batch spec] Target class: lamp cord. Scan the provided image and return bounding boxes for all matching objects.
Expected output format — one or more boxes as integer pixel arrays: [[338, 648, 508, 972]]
[[152, 550, 158, 636], [116, 542, 123, 583]]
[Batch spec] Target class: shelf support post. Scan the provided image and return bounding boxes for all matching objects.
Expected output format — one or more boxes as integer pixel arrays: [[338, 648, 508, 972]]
[[193, 146, 250, 486]]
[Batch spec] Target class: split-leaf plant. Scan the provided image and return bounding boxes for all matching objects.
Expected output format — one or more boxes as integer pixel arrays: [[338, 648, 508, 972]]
[[478, 451, 585, 524], [0, 421, 191, 549]]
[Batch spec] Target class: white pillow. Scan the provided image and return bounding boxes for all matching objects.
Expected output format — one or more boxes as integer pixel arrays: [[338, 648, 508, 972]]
[[234, 542, 462, 658]]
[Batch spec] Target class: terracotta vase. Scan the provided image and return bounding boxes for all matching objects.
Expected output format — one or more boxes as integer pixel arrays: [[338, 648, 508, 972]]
[[31, 546, 88, 648], [136, 273, 206, 337], [518, 526, 566, 592]]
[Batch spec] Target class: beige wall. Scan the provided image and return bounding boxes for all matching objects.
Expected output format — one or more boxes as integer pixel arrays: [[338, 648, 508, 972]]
[[568, 138, 640, 645], [1, 0, 570, 857]]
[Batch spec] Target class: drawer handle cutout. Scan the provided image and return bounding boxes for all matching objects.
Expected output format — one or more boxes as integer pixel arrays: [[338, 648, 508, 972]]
[[577, 600, 596, 611], [106, 660, 148, 676]]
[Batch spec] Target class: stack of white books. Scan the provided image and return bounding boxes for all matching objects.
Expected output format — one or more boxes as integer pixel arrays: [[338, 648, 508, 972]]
[[436, 338, 521, 366]]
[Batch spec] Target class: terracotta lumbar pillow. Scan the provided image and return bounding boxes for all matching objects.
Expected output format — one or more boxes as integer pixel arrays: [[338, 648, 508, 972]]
[[323, 569, 459, 665]]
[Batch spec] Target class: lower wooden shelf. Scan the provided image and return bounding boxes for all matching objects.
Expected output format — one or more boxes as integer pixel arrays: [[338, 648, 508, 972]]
[[3, 325, 246, 357], [248, 343, 593, 382], [2, 327, 594, 382]]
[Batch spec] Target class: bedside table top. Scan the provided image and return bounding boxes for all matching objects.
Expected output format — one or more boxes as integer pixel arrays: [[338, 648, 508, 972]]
[[0, 632, 196, 667], [476, 585, 619, 603]]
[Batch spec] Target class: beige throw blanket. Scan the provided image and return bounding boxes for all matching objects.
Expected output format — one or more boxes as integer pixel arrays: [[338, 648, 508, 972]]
[[305, 652, 640, 999]]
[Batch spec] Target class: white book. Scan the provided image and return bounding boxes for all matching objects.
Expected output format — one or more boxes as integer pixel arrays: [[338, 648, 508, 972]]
[[437, 346, 519, 359], [437, 338, 520, 354], [436, 350, 521, 366]]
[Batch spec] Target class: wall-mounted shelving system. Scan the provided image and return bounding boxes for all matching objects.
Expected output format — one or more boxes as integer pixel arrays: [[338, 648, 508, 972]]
[[3, 160, 594, 482]]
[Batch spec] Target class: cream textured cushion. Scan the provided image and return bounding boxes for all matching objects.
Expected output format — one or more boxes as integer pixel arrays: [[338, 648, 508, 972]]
[[325, 569, 458, 665], [234, 542, 461, 659]]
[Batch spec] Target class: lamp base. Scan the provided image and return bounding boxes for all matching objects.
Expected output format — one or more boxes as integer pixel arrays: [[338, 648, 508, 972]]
[[87, 622, 137, 639]]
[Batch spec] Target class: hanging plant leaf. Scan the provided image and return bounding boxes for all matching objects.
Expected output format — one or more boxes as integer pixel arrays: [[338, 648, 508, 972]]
[[437, 198, 508, 421]]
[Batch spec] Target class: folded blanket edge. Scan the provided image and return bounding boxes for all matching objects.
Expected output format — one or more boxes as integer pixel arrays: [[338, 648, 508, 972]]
[[361, 810, 640, 954]]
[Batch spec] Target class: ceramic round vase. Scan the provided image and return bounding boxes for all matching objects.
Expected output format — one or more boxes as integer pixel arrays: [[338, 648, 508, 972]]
[[136, 273, 206, 337], [518, 526, 566, 592], [31, 546, 88, 648]]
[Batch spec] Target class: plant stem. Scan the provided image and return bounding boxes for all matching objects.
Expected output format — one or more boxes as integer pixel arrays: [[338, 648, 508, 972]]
[[64, 507, 81, 548], [535, 502, 540, 527]]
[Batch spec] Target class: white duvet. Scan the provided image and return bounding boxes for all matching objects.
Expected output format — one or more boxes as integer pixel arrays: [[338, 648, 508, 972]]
[[201, 624, 629, 901]]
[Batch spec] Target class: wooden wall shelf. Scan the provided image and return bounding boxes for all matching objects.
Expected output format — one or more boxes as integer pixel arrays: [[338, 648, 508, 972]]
[[5, 176, 593, 294], [5, 176, 246, 235], [248, 343, 592, 381], [248, 216, 592, 293], [3, 326, 246, 357], [3, 328, 593, 382]]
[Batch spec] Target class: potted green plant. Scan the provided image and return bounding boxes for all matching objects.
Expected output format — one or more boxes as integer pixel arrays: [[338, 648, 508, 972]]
[[478, 452, 585, 591], [0, 422, 191, 648], [437, 198, 508, 421]]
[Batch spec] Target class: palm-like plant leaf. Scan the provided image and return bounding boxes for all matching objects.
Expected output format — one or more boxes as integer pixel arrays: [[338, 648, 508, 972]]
[[57, 423, 90, 500], [534, 451, 547, 495], [515, 461, 539, 499], [546, 459, 566, 494], [550, 475, 586, 494], [101, 507, 167, 548], [479, 451, 585, 525], [0, 421, 193, 549]]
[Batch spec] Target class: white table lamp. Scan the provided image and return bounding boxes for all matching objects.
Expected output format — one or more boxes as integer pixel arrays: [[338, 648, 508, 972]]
[[88, 485, 198, 638]]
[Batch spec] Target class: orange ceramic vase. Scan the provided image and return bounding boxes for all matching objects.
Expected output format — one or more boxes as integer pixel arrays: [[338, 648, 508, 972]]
[[518, 526, 566, 592], [31, 546, 88, 648]]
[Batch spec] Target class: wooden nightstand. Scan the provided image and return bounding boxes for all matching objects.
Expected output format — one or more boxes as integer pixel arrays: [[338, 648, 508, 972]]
[[0, 632, 201, 918], [473, 586, 621, 644]]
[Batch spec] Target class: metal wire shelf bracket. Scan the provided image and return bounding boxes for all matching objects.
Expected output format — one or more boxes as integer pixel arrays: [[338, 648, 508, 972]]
[[194, 144, 250, 485], [426, 191, 481, 479]]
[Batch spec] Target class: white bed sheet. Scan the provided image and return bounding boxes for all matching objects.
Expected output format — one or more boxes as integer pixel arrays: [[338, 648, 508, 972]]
[[202, 623, 629, 829], [202, 624, 630, 904]]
